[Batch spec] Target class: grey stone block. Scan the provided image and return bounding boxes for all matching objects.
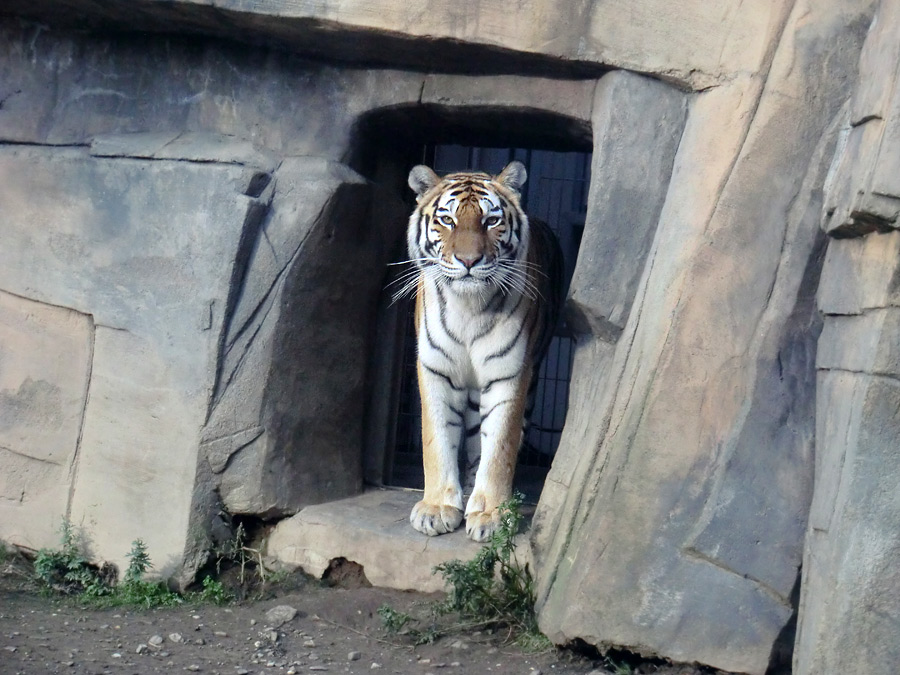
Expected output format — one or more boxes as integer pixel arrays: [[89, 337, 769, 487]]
[[817, 232, 900, 315], [1, 0, 793, 90], [0, 143, 268, 576], [0, 291, 93, 551], [796, 370, 900, 674], [0, 21, 423, 159], [533, 3, 872, 672], [822, 0, 900, 236], [201, 158, 388, 517], [566, 70, 687, 338]]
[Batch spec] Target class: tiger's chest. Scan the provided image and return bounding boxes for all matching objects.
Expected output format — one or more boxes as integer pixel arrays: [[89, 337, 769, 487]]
[[418, 281, 531, 390]]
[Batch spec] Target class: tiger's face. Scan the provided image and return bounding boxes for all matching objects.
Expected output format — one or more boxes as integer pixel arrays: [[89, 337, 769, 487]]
[[405, 162, 530, 297]]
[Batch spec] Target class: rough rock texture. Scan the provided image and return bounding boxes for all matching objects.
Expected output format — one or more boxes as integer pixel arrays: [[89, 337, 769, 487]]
[[202, 158, 375, 517], [0, 143, 269, 575], [0, 17, 597, 581], [0, 292, 93, 551], [266, 490, 489, 593], [794, 2, 900, 672], [0, 21, 423, 157], [532, 2, 875, 673], [565, 71, 688, 340], [0, 0, 898, 672], [2, 0, 793, 89]]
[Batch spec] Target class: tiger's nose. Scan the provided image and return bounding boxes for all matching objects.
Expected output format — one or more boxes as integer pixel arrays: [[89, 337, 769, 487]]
[[455, 254, 482, 270]]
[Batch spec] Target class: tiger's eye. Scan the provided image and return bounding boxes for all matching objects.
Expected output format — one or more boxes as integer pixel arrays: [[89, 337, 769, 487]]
[[484, 216, 500, 227], [440, 215, 455, 227]]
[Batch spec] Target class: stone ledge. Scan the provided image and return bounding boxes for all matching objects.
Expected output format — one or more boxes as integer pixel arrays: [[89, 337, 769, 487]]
[[265, 489, 532, 594]]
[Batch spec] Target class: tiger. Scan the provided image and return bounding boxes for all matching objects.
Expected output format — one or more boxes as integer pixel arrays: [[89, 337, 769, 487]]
[[396, 160, 564, 542]]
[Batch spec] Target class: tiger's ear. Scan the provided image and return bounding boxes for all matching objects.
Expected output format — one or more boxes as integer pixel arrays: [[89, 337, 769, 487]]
[[495, 161, 527, 193], [408, 165, 441, 200]]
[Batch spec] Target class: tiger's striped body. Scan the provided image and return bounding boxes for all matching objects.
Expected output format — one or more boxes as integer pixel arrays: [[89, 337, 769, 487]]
[[402, 161, 563, 542]]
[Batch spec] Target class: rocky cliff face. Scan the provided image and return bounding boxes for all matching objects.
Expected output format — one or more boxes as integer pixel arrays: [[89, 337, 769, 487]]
[[0, 1, 896, 673]]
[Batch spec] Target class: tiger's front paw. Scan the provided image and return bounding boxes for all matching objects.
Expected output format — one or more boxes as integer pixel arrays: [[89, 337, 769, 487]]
[[465, 509, 502, 542], [464, 491, 504, 542], [410, 500, 463, 536]]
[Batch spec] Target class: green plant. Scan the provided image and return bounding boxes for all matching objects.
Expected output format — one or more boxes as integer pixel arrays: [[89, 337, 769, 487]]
[[377, 604, 439, 645], [105, 539, 182, 608], [378, 494, 551, 651], [34, 527, 183, 608], [124, 538, 152, 583], [434, 493, 548, 648], [194, 575, 233, 605], [605, 659, 633, 675], [34, 521, 110, 597], [377, 604, 413, 633]]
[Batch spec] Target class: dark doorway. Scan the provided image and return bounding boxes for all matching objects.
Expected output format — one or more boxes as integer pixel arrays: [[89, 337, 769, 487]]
[[381, 145, 589, 502]]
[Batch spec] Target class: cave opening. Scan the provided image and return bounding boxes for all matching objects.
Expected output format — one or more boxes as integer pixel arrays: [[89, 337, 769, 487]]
[[351, 107, 591, 503]]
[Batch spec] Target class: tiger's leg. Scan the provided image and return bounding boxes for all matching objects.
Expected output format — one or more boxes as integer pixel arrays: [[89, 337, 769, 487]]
[[462, 391, 481, 494], [465, 372, 529, 542], [409, 360, 466, 536]]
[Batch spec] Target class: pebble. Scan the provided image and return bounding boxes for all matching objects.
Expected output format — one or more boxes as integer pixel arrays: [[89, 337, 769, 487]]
[[136, 644, 148, 654], [265, 605, 298, 627], [450, 663, 461, 668], [4, 646, 16, 653], [149, 635, 164, 647], [235, 669, 250, 675], [303, 638, 317, 648], [214, 631, 228, 638], [348, 651, 361, 661], [194, 638, 206, 645], [450, 640, 469, 651], [111, 652, 122, 658], [169, 632, 184, 643], [186, 665, 200, 672], [249, 619, 257, 627], [370, 664, 382, 670]]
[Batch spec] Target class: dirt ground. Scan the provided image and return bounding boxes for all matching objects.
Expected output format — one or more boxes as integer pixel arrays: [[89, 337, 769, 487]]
[[0, 549, 708, 675]]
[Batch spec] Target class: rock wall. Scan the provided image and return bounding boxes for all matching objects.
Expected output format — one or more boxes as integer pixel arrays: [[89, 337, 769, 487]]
[[0, 0, 897, 673], [795, 1, 900, 672], [533, 2, 876, 671]]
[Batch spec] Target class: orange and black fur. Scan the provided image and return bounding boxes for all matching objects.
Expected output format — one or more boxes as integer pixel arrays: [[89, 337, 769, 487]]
[[396, 161, 563, 542]]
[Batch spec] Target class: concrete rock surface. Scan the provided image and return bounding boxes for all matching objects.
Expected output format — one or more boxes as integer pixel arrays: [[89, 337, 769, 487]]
[[533, 1, 875, 673], [0, 0, 898, 673], [794, 2, 900, 672]]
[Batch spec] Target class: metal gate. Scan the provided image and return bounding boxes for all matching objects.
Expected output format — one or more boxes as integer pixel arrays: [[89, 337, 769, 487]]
[[386, 145, 589, 500]]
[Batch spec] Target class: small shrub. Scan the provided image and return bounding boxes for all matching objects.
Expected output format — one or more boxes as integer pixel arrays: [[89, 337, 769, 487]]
[[34, 527, 184, 608], [194, 575, 233, 605], [103, 539, 182, 609], [377, 604, 413, 633], [434, 493, 548, 649], [379, 494, 551, 651], [34, 521, 110, 597]]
